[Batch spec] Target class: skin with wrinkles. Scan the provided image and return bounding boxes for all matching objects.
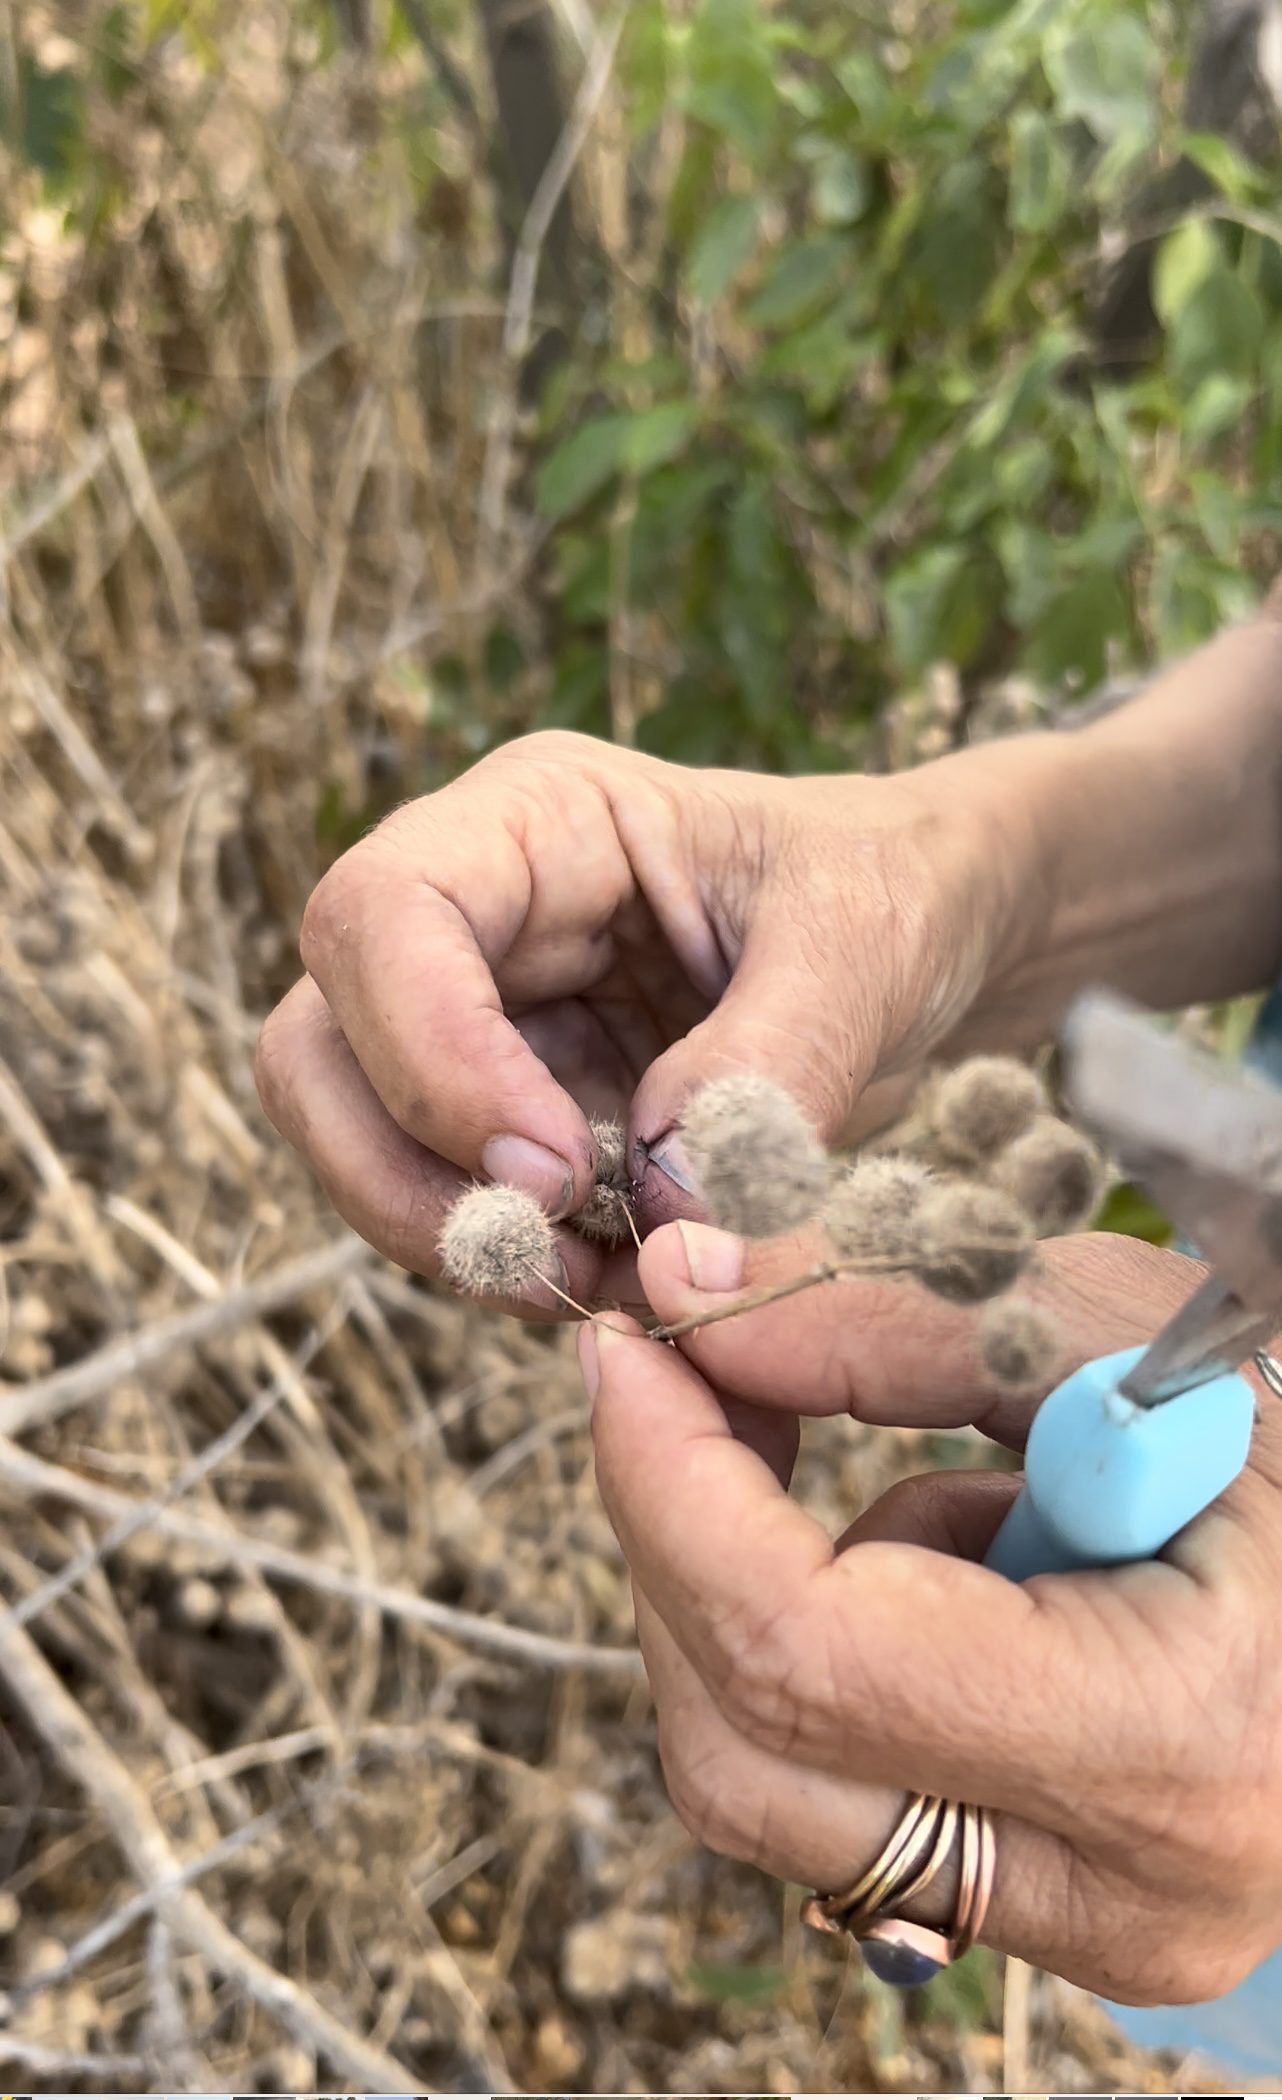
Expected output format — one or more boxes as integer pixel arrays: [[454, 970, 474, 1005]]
[[258, 607, 1282, 1993], [585, 1223, 1282, 2006]]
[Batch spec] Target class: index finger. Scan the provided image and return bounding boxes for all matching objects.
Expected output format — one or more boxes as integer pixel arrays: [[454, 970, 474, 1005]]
[[586, 1317, 1200, 1831], [297, 774, 632, 1208]]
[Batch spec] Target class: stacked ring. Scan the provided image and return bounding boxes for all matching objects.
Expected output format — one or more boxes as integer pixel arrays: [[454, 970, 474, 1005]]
[[802, 1793, 996, 1988]]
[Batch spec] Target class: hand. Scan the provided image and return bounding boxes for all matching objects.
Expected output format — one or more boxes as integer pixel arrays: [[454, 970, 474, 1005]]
[[255, 730, 1030, 1315], [586, 1226, 1282, 2004]]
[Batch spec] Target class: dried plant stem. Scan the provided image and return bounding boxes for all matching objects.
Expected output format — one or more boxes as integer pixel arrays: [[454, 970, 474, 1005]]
[[5, 1309, 337, 1635], [654, 1262, 838, 1339], [0, 1612, 419, 2091], [475, 9, 627, 571], [0, 1234, 368, 1437], [653, 1251, 923, 1341], [0, 2041, 151, 2080], [0, 1435, 644, 1679], [1003, 1952, 1033, 2090], [534, 1270, 595, 1319]]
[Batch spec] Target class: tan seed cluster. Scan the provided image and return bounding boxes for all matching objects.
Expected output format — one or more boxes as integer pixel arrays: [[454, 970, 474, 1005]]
[[977, 1295, 1064, 1391], [994, 1115, 1105, 1235], [930, 1055, 1045, 1163], [914, 1181, 1034, 1304], [573, 1116, 634, 1245], [822, 1156, 932, 1265], [439, 1183, 558, 1298], [680, 1074, 829, 1239]]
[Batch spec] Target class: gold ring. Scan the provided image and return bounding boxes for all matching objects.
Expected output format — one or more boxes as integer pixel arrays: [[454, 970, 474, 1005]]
[[802, 1791, 996, 1987]]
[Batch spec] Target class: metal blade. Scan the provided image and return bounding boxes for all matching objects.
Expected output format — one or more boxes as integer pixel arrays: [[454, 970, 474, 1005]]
[[1118, 1272, 1277, 1407], [1062, 991, 1282, 1312]]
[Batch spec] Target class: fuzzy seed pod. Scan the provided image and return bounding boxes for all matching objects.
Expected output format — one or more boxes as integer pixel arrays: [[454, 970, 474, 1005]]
[[822, 1155, 931, 1265], [977, 1296, 1064, 1391], [439, 1184, 558, 1298], [915, 1180, 1034, 1304], [680, 1075, 828, 1239], [574, 1117, 633, 1245], [994, 1116, 1105, 1236], [931, 1056, 1044, 1163], [223, 1585, 279, 1635], [173, 1577, 222, 1629]]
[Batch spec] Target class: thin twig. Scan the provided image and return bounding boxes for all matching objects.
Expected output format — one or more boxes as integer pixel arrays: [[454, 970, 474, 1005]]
[[0, 1435, 644, 1678], [652, 1261, 838, 1340], [1003, 1952, 1033, 2090], [0, 2039, 151, 2079], [0, 1234, 369, 1438], [0, 1611, 419, 2089], [5, 1309, 337, 1634], [475, 9, 628, 572]]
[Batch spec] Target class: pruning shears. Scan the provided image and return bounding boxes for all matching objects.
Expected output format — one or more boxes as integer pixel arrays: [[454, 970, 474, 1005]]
[[984, 989, 1282, 1584]]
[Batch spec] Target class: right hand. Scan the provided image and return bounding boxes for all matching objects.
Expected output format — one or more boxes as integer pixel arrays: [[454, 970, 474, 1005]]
[[255, 729, 1041, 1315]]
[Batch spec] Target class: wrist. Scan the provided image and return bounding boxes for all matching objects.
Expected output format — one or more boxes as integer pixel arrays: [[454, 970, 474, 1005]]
[[931, 614, 1282, 1050]]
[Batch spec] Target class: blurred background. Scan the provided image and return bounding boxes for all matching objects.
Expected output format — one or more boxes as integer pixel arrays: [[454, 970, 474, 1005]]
[[1, 0, 1280, 2090]]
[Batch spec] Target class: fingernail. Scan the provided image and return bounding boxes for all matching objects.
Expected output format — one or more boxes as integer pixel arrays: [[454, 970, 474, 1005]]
[[577, 1321, 601, 1399], [482, 1135, 575, 1216], [578, 1317, 631, 1400], [523, 1248, 571, 1314], [676, 1219, 744, 1294], [649, 1133, 700, 1195]]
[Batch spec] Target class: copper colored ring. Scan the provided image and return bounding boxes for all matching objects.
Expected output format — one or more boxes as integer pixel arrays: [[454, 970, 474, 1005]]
[[807, 1792, 935, 1932], [804, 1793, 996, 1971]]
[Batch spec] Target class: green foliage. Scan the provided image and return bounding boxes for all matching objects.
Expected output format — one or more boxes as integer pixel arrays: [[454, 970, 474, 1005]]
[[507, 0, 1282, 772], [687, 1960, 788, 2006]]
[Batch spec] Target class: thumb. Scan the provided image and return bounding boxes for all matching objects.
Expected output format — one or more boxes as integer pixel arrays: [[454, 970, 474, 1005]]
[[630, 912, 907, 1226]]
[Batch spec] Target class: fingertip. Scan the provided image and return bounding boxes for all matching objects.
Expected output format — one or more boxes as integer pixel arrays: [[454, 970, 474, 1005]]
[[578, 1310, 646, 1402]]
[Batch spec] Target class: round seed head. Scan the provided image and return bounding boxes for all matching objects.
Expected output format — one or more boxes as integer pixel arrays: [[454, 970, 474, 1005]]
[[822, 1155, 931, 1265], [915, 1180, 1034, 1304], [439, 1184, 558, 1298], [994, 1116, 1105, 1236], [590, 1115, 628, 1191], [680, 1074, 829, 1239], [573, 1116, 632, 1244], [977, 1296, 1064, 1392], [931, 1056, 1045, 1163]]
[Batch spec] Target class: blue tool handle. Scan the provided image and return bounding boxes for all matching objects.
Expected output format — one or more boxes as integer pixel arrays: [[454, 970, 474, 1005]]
[[984, 1345, 1256, 1583]]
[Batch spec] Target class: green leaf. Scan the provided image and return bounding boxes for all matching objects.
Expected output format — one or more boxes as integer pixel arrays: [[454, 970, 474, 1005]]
[[14, 59, 83, 181], [1095, 1181, 1172, 1246], [746, 235, 847, 328], [1045, 15, 1156, 142], [902, 160, 1000, 325], [1153, 218, 1218, 325], [1183, 372, 1255, 445], [536, 416, 630, 519], [1008, 109, 1069, 233], [1027, 570, 1129, 688], [687, 1961, 788, 2007], [1168, 268, 1264, 389], [885, 544, 993, 680], [622, 400, 700, 475], [686, 195, 761, 305], [1181, 130, 1266, 204], [811, 148, 871, 227], [685, 0, 777, 157]]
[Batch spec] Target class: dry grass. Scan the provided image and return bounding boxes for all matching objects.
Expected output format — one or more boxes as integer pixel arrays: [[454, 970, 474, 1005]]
[[0, 4, 1257, 2090]]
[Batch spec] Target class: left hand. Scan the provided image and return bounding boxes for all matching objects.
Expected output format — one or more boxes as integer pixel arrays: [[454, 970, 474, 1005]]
[[583, 1226, 1282, 2006]]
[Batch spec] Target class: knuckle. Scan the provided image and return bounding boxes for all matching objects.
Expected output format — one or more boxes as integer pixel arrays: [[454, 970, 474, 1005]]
[[659, 1728, 754, 1862], [497, 728, 606, 773], [708, 1603, 808, 1758], [298, 865, 350, 977], [253, 1010, 290, 1129]]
